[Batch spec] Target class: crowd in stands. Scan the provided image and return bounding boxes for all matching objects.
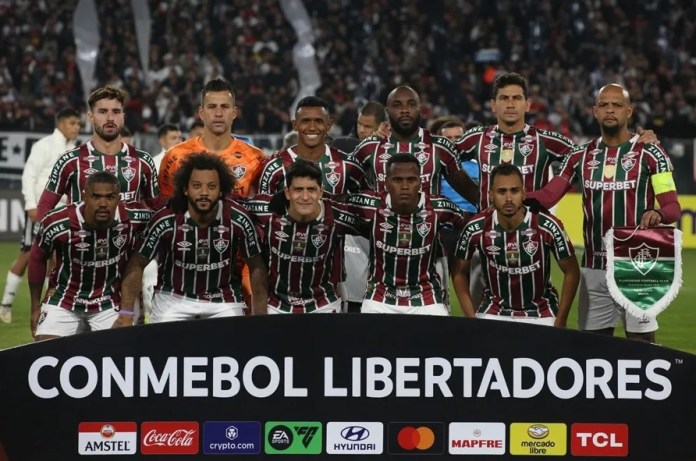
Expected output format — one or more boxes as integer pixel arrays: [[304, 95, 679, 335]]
[[1, 0, 696, 138]]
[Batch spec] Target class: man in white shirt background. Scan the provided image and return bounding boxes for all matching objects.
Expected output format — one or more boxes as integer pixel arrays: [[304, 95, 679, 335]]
[[0, 108, 81, 323]]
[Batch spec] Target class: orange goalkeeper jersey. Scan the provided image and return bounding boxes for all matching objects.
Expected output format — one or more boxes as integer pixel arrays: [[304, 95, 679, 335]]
[[158, 136, 265, 199]]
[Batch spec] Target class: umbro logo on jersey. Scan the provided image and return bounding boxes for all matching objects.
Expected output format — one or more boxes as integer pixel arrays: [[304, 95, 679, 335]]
[[380, 223, 394, 230], [486, 245, 501, 255], [84, 168, 99, 175], [379, 153, 391, 161], [76, 242, 90, 251], [484, 144, 497, 151], [587, 159, 601, 169], [177, 241, 192, 251]]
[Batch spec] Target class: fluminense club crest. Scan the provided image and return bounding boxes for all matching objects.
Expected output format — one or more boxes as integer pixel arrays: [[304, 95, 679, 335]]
[[232, 165, 246, 179], [523, 240, 538, 256], [121, 166, 136, 182], [326, 172, 340, 186], [311, 233, 327, 248], [112, 234, 127, 249], [214, 238, 229, 253], [629, 242, 659, 275], [416, 222, 431, 237]]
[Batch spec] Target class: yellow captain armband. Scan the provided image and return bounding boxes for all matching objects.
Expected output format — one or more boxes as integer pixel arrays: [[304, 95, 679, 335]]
[[651, 171, 677, 194]]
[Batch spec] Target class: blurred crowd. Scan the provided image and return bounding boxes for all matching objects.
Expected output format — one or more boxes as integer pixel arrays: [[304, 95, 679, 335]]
[[1, 0, 695, 138]]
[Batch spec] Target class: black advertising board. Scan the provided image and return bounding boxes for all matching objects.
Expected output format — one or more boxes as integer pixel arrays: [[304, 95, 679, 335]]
[[0, 314, 694, 460]]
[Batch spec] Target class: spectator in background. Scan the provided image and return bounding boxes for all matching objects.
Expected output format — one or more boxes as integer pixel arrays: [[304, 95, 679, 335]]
[[188, 120, 204, 139], [152, 123, 182, 173], [0, 108, 81, 323], [282, 130, 298, 149]]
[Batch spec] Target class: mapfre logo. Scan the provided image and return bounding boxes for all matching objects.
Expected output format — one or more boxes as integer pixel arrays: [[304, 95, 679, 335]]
[[571, 423, 628, 457], [140, 421, 199, 455]]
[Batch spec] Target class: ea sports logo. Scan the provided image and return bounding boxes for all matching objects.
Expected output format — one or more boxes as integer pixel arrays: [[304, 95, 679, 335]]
[[397, 426, 435, 450]]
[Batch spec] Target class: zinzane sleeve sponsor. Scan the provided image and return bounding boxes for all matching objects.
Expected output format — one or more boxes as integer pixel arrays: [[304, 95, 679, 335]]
[[538, 129, 576, 161], [139, 211, 173, 261], [233, 207, 262, 260], [331, 201, 365, 236], [139, 150, 160, 200], [344, 155, 366, 193], [557, 147, 585, 185], [434, 136, 463, 175], [347, 192, 378, 220], [455, 126, 485, 161], [240, 195, 272, 227], [540, 213, 575, 261], [36, 212, 67, 254], [44, 150, 76, 195], [644, 144, 677, 195], [433, 196, 468, 231], [454, 218, 482, 261], [256, 157, 283, 195]]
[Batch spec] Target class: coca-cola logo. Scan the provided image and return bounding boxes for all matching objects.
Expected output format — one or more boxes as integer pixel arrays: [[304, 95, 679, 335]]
[[143, 429, 195, 447], [141, 422, 199, 455]]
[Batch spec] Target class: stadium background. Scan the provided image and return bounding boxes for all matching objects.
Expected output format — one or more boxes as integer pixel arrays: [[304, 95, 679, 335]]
[[0, 0, 694, 352]]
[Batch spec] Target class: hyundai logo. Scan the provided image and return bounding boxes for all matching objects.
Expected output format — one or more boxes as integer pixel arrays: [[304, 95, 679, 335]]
[[341, 426, 370, 441]]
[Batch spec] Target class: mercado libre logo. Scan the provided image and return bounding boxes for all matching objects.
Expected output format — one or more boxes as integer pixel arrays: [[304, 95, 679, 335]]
[[388, 422, 444, 455]]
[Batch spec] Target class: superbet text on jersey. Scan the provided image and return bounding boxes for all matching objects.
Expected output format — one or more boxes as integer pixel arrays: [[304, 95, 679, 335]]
[[456, 208, 574, 317], [243, 196, 363, 312], [45, 141, 159, 204], [456, 124, 574, 209], [138, 201, 260, 302], [35, 202, 151, 312], [350, 191, 466, 306], [557, 138, 673, 269]]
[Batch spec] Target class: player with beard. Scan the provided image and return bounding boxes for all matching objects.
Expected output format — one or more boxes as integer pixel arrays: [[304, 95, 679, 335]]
[[353, 86, 478, 202], [28, 172, 152, 340], [120, 152, 268, 322], [244, 160, 364, 313], [352, 87, 478, 308], [349, 154, 468, 315], [452, 164, 579, 326], [526, 84, 680, 342], [36, 87, 159, 219]]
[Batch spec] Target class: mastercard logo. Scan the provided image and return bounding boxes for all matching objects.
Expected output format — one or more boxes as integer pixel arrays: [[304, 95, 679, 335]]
[[397, 426, 436, 450]]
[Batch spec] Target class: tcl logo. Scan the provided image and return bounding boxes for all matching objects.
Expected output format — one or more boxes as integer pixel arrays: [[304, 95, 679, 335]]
[[571, 423, 628, 457], [141, 421, 199, 455]]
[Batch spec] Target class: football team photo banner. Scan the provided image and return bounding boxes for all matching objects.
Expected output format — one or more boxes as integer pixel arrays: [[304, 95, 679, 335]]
[[606, 226, 682, 319]]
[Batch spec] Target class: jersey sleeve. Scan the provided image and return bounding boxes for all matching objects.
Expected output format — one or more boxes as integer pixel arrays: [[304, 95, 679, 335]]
[[537, 129, 576, 161], [138, 150, 161, 201], [138, 209, 174, 261], [157, 149, 180, 199], [347, 192, 379, 220], [44, 150, 76, 196], [433, 136, 463, 175], [455, 126, 486, 161], [240, 194, 273, 227], [539, 212, 575, 260], [35, 211, 68, 254], [231, 205, 262, 260], [432, 196, 468, 230], [557, 146, 585, 185], [256, 157, 284, 195], [454, 216, 484, 260], [343, 154, 366, 193], [330, 200, 366, 236]]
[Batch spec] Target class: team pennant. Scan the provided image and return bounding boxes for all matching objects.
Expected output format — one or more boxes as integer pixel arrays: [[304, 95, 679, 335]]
[[605, 226, 682, 319]]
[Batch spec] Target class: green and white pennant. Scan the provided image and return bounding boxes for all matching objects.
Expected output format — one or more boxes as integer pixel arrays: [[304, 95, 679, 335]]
[[605, 226, 683, 319]]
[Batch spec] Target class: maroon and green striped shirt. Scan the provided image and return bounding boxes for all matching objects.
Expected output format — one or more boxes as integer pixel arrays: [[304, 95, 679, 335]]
[[243, 196, 363, 312], [45, 141, 159, 203], [35, 202, 152, 312], [456, 208, 575, 317], [455, 124, 575, 209], [257, 145, 364, 195], [139, 201, 261, 303], [557, 137, 674, 269], [351, 128, 462, 194], [349, 191, 466, 306]]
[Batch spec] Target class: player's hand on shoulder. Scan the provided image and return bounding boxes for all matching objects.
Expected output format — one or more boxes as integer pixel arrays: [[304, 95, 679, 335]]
[[635, 127, 660, 145]]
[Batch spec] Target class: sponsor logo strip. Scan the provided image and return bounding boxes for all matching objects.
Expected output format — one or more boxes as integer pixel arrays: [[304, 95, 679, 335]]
[[448, 422, 506, 455], [203, 421, 261, 455], [78, 422, 137, 455], [326, 422, 383, 454], [510, 422, 567, 456]]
